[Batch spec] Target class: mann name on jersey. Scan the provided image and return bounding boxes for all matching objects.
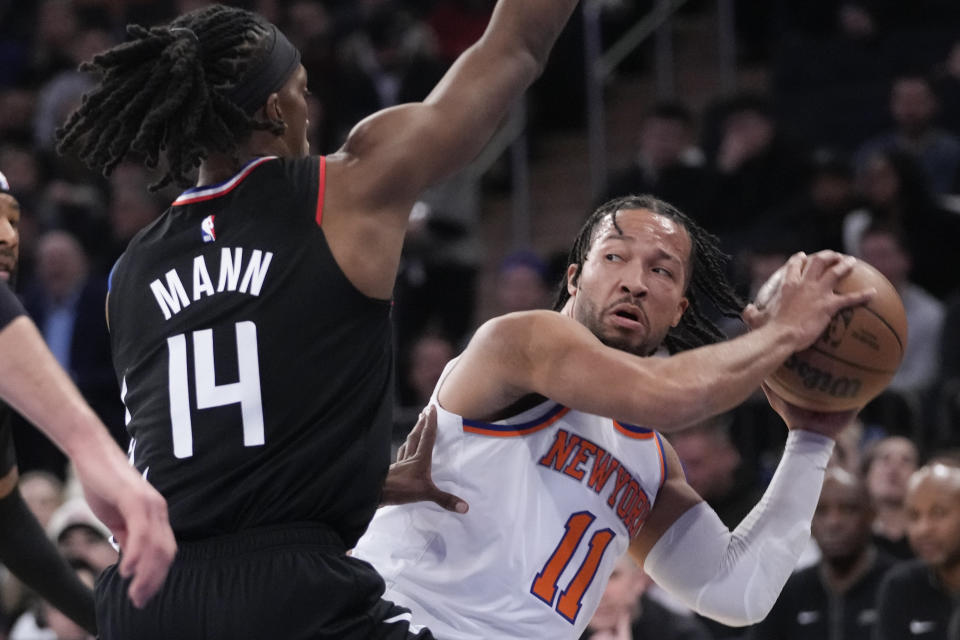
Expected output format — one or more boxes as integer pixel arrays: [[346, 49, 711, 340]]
[[150, 247, 274, 320]]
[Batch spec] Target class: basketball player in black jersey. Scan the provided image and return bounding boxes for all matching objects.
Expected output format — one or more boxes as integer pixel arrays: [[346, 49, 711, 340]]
[[56, 2, 580, 638], [0, 172, 174, 632]]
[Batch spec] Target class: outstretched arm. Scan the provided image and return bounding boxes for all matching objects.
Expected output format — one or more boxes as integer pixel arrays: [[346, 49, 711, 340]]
[[335, 0, 580, 206], [0, 295, 176, 609], [440, 252, 874, 431], [322, 0, 580, 299], [627, 392, 854, 627]]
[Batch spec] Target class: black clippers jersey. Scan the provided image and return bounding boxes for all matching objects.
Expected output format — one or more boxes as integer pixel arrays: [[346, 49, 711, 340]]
[[108, 156, 394, 546]]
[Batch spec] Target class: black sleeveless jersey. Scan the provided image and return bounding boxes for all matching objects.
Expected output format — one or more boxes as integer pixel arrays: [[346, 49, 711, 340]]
[[108, 156, 394, 546]]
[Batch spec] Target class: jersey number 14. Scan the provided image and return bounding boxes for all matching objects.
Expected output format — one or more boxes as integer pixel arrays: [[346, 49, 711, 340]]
[[167, 321, 264, 458]]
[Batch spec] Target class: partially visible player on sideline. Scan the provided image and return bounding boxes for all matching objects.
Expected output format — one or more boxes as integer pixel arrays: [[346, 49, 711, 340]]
[[56, 2, 579, 638], [0, 173, 175, 628], [354, 196, 874, 639]]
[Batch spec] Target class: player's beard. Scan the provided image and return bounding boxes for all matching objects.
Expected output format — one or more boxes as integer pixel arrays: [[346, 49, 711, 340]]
[[573, 292, 656, 357]]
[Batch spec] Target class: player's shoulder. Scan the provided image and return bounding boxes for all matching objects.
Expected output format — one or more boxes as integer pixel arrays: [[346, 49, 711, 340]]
[[261, 154, 321, 187], [472, 309, 573, 345]]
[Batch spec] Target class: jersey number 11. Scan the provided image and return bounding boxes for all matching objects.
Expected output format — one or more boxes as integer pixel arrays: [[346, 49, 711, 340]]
[[531, 511, 615, 624]]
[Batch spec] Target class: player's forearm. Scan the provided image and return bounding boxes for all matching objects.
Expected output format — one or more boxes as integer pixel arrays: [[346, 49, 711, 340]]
[[636, 321, 802, 430], [486, 0, 581, 71], [643, 431, 834, 626], [0, 488, 97, 634], [0, 317, 118, 460]]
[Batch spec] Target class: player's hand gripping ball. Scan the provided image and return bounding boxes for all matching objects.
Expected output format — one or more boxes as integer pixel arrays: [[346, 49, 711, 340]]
[[754, 256, 907, 412]]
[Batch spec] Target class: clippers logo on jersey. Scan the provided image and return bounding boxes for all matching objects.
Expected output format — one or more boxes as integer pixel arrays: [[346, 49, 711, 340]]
[[201, 215, 216, 243], [538, 428, 663, 537]]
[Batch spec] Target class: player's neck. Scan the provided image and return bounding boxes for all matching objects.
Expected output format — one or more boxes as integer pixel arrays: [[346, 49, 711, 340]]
[[196, 134, 290, 187]]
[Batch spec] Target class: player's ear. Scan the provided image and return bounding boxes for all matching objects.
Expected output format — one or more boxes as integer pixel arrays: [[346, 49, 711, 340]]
[[566, 263, 580, 297], [263, 93, 283, 124], [670, 297, 688, 327]]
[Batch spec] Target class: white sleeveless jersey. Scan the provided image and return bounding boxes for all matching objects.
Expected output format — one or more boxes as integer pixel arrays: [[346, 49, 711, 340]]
[[353, 359, 669, 639]]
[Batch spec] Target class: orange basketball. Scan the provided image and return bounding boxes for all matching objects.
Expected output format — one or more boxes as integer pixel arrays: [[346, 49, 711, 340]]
[[754, 257, 908, 412]]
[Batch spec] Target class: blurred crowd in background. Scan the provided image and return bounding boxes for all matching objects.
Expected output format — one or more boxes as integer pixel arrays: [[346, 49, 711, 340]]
[[2, 0, 960, 638]]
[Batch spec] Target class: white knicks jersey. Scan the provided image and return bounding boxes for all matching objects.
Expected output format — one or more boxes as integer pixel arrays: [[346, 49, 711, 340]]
[[353, 360, 668, 639]]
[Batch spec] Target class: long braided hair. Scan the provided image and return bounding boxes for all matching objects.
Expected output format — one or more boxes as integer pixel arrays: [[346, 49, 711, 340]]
[[553, 195, 743, 353], [56, 5, 284, 191]]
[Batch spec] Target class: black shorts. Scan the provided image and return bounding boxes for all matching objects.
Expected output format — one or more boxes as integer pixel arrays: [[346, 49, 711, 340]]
[[95, 523, 434, 640]]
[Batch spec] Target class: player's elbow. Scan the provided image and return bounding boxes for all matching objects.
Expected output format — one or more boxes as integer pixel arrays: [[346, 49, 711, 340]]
[[695, 594, 777, 628]]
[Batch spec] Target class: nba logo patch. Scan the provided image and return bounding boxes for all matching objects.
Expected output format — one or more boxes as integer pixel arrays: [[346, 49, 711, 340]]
[[201, 214, 216, 243]]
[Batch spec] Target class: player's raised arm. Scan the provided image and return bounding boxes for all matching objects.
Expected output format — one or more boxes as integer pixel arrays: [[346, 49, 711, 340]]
[[321, 0, 580, 299], [330, 0, 580, 211]]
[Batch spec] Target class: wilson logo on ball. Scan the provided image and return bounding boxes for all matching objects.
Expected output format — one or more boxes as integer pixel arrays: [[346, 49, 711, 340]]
[[783, 355, 863, 399]]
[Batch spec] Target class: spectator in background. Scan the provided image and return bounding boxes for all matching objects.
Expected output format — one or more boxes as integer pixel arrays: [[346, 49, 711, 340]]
[[748, 467, 898, 640], [862, 436, 920, 560], [327, 2, 447, 146], [932, 40, 960, 137], [855, 73, 960, 195], [844, 148, 960, 299], [494, 250, 554, 315], [30, 0, 82, 81], [580, 555, 712, 640], [9, 559, 97, 640], [668, 415, 762, 529], [760, 149, 861, 254], [0, 469, 66, 633], [701, 93, 808, 253], [103, 164, 164, 271], [425, 0, 492, 65], [393, 202, 478, 353], [17, 470, 63, 530], [0, 87, 37, 144], [602, 101, 709, 221], [874, 462, 960, 640], [395, 332, 456, 443], [46, 498, 118, 575], [12, 231, 123, 476], [856, 223, 944, 394]]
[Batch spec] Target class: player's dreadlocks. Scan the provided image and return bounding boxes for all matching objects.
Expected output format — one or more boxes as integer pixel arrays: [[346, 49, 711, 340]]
[[553, 194, 744, 353], [56, 5, 284, 191]]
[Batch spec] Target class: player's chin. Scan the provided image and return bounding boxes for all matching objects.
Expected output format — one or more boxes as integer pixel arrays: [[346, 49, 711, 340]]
[[600, 332, 649, 357]]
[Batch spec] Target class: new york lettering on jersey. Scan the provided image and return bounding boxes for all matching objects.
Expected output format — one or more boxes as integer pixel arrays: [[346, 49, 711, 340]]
[[354, 387, 668, 640]]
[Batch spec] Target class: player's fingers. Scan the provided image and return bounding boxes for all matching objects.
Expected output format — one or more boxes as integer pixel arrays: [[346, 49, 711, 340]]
[[405, 410, 427, 454], [742, 303, 764, 330], [802, 250, 844, 279], [124, 533, 175, 608], [823, 254, 857, 284], [120, 495, 176, 608], [396, 442, 407, 462], [430, 488, 469, 514], [781, 252, 806, 283], [830, 287, 876, 313], [416, 405, 438, 455]]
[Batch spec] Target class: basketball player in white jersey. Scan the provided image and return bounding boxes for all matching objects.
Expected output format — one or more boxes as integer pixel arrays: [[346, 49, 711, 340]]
[[354, 195, 875, 639]]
